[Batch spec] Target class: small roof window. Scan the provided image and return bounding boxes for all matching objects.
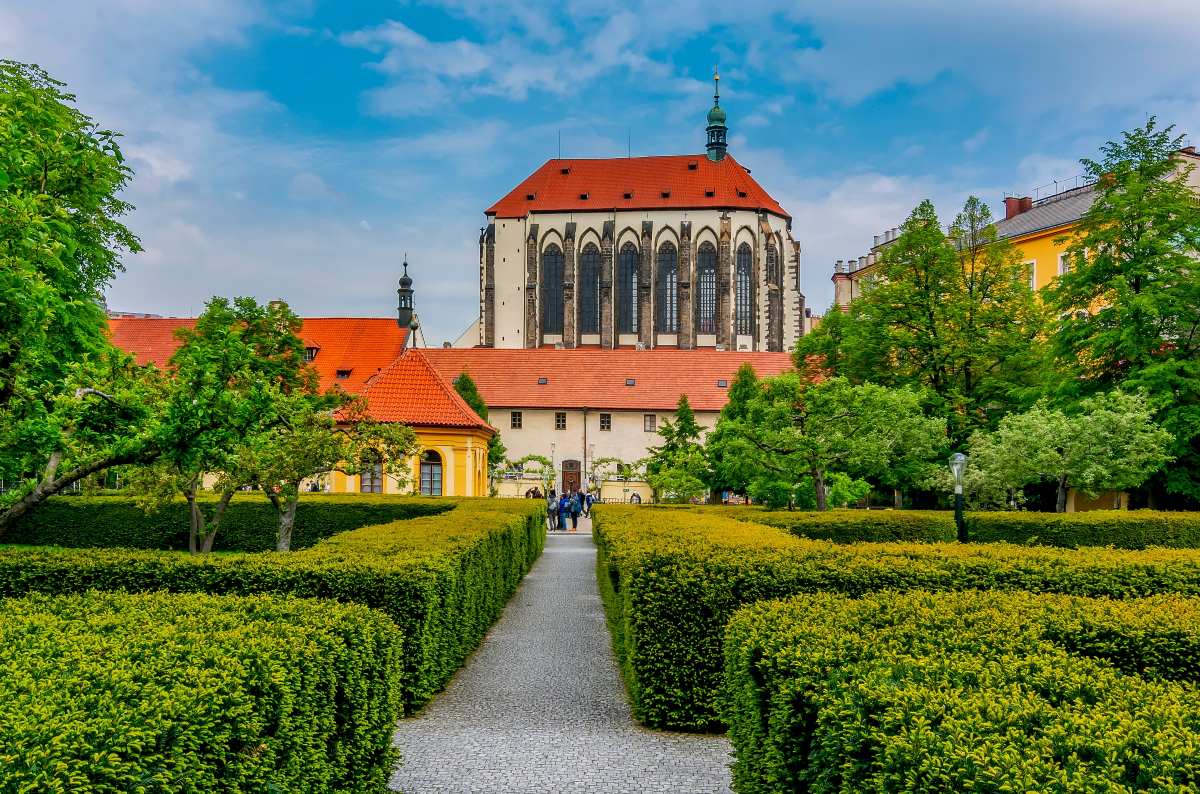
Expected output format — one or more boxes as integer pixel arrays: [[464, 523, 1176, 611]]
[[579, 192, 589, 200], [537, 377, 549, 385], [717, 379, 728, 388], [704, 189, 715, 198], [687, 161, 698, 170], [660, 190, 671, 199], [560, 167, 571, 175], [335, 369, 352, 380], [736, 189, 748, 198], [625, 378, 636, 386], [525, 193, 536, 201], [623, 191, 633, 200]]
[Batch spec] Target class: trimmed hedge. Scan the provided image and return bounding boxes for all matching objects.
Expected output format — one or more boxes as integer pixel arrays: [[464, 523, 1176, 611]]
[[736, 506, 1200, 549], [2, 493, 452, 551], [594, 504, 1200, 730], [0, 590, 404, 793], [724, 590, 1200, 793], [0, 498, 545, 711]]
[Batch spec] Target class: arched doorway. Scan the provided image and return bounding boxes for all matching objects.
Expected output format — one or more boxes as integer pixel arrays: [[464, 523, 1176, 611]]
[[420, 450, 443, 496]]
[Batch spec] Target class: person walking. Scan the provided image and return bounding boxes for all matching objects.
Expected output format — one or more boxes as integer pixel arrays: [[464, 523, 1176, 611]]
[[557, 493, 570, 532], [569, 490, 582, 532], [582, 491, 592, 518], [546, 489, 558, 532]]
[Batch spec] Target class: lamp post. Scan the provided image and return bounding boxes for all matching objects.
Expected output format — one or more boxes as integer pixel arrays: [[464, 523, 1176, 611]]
[[949, 452, 968, 542]]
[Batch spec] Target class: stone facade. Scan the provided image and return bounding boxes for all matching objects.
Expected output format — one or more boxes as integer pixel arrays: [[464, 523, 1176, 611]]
[[481, 207, 802, 352]]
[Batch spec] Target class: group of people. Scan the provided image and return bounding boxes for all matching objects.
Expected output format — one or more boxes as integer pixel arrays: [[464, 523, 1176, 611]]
[[545, 488, 592, 532]]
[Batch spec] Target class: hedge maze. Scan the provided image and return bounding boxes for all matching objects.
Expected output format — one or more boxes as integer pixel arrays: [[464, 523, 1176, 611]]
[[0, 497, 545, 792], [594, 505, 1200, 791]]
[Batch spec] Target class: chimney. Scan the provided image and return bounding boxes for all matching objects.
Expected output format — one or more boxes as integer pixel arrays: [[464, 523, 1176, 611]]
[[834, 259, 844, 273], [873, 234, 881, 247], [858, 255, 867, 269], [867, 252, 876, 266], [1004, 196, 1032, 220]]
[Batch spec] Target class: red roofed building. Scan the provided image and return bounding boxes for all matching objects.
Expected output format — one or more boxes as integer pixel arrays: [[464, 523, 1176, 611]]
[[420, 347, 795, 500], [475, 72, 805, 354]]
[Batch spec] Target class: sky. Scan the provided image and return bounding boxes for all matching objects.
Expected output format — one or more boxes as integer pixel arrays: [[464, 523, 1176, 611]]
[[3, 1, 1197, 344]]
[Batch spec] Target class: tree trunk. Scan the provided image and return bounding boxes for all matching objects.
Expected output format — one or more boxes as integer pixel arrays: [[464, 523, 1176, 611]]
[[276, 494, 299, 552], [1113, 491, 1122, 510], [813, 468, 828, 512], [1056, 475, 1069, 513], [188, 486, 234, 555], [893, 487, 903, 510], [0, 451, 134, 535]]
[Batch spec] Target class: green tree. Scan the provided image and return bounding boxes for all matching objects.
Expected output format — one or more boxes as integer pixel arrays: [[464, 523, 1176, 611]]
[[453, 370, 506, 483], [705, 363, 760, 495], [797, 197, 1047, 442], [723, 375, 945, 510], [1048, 118, 1200, 502], [247, 395, 419, 551], [966, 391, 1173, 512], [645, 395, 709, 502], [0, 60, 146, 524], [125, 297, 316, 553]]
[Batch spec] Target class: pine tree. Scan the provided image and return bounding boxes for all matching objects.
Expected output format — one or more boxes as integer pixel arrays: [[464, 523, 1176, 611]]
[[454, 370, 507, 472], [705, 363, 760, 495]]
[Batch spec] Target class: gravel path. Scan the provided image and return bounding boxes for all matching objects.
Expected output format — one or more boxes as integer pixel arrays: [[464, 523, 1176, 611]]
[[390, 517, 733, 793]]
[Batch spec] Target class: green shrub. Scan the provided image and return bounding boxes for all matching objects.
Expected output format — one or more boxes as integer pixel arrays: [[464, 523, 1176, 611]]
[[594, 504, 1200, 730], [0, 498, 545, 711], [723, 590, 1200, 793], [0, 590, 404, 793], [734, 506, 1200, 549], [2, 493, 452, 551]]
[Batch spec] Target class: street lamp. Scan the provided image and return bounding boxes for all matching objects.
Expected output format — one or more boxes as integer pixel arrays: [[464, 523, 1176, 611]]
[[948, 452, 968, 542]]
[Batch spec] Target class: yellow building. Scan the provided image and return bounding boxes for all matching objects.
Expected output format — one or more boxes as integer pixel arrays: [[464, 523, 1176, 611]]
[[833, 145, 1200, 307], [325, 348, 494, 497]]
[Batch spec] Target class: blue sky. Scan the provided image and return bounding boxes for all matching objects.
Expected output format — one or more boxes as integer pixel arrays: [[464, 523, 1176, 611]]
[[4, 1, 1196, 343]]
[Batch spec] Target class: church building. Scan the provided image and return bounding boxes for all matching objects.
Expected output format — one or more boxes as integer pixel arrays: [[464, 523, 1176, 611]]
[[476, 74, 805, 353]]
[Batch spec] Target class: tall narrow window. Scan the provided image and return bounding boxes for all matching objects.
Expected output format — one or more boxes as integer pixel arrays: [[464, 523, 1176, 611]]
[[617, 242, 639, 334], [541, 244, 564, 335], [656, 242, 678, 334], [696, 242, 717, 335], [360, 451, 383, 494], [736, 243, 752, 336], [578, 244, 600, 334], [419, 450, 442, 496]]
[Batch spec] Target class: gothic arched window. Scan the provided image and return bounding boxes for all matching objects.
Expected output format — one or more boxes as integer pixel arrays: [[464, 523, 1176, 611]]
[[578, 244, 600, 335], [696, 242, 717, 335], [656, 242, 678, 334], [617, 242, 639, 334], [736, 243, 753, 336], [541, 244, 564, 335], [419, 450, 443, 496]]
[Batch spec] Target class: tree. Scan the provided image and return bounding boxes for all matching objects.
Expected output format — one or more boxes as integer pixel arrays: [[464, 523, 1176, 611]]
[[0, 60, 146, 526], [453, 370, 507, 486], [247, 395, 419, 551], [967, 391, 1173, 512], [515, 454, 556, 495], [796, 197, 1047, 443], [644, 395, 709, 502], [1048, 118, 1200, 502], [721, 375, 945, 511], [705, 363, 760, 495], [124, 297, 317, 553]]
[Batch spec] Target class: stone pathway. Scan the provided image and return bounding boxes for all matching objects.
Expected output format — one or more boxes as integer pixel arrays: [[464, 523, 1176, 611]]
[[390, 516, 733, 793]]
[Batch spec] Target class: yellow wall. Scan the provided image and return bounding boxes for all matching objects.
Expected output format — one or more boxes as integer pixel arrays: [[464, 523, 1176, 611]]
[[1010, 223, 1079, 292], [325, 425, 492, 497]]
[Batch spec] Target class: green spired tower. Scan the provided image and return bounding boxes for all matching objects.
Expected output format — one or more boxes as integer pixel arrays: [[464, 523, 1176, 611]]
[[705, 68, 728, 161]]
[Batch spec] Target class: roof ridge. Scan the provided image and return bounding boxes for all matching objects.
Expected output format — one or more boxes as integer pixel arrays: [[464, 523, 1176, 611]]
[[406, 349, 493, 430]]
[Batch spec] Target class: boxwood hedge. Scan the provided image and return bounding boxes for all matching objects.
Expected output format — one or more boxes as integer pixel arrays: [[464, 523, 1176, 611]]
[[735, 506, 1200, 549], [594, 505, 1200, 730], [0, 498, 545, 711], [2, 493, 452, 551], [0, 590, 404, 793], [723, 590, 1200, 793]]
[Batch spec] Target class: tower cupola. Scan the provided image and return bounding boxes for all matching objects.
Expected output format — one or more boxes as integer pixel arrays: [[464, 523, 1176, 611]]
[[705, 68, 728, 161], [396, 257, 414, 330]]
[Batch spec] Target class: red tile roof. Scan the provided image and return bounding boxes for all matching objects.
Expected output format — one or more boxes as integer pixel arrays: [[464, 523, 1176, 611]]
[[107, 316, 410, 393], [420, 348, 796, 412], [361, 349, 493, 431], [486, 155, 790, 219]]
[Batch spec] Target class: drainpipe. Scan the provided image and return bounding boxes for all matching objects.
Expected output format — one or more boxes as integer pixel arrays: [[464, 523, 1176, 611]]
[[582, 406, 589, 490]]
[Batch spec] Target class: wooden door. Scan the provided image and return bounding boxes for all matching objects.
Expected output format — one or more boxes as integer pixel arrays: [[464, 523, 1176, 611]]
[[562, 459, 581, 493]]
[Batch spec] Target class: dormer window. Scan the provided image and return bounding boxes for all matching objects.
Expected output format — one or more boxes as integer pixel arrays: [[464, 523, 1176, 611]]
[[660, 190, 671, 199], [737, 190, 748, 198], [579, 192, 589, 200], [336, 369, 352, 380], [704, 189, 715, 198], [537, 377, 549, 385], [687, 161, 698, 170], [560, 167, 570, 175], [304, 347, 319, 362], [525, 193, 536, 201], [623, 191, 633, 200]]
